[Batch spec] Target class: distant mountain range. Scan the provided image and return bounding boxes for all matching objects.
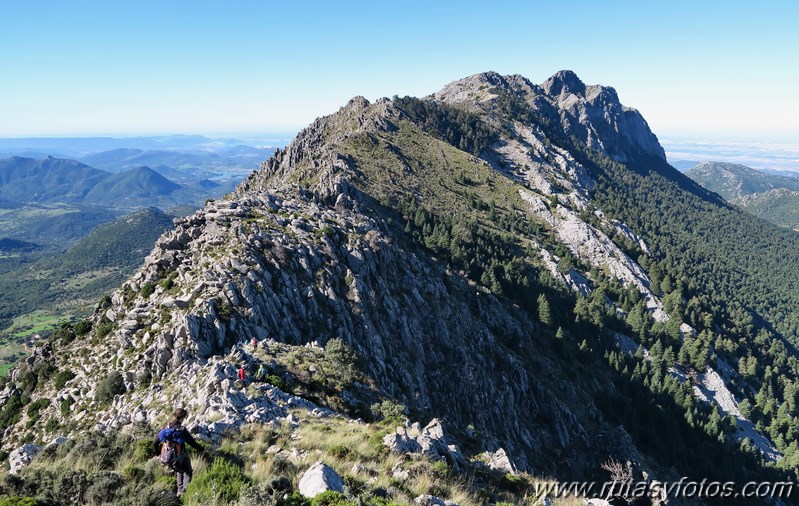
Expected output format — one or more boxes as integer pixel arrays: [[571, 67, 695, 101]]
[[0, 134, 280, 194], [0, 134, 290, 158], [686, 161, 799, 228], [0, 155, 226, 210], [78, 145, 274, 183]]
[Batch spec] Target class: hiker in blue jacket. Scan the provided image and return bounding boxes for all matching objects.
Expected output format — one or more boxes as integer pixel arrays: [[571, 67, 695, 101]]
[[153, 407, 204, 498]]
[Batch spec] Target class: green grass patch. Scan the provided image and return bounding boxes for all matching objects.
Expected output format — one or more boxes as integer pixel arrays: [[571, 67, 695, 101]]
[[1, 310, 67, 340]]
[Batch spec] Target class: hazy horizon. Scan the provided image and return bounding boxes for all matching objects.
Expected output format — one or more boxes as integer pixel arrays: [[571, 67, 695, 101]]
[[2, 1, 797, 139]]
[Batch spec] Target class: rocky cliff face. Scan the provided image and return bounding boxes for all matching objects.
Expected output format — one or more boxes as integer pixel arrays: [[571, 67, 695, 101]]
[[0, 71, 781, 493], [434, 70, 666, 164]]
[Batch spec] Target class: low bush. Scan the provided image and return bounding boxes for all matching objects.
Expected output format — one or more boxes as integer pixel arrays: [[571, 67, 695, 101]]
[[53, 370, 75, 389], [84, 470, 124, 505], [324, 339, 358, 368], [311, 491, 354, 506], [59, 397, 73, 416], [140, 283, 155, 298], [95, 371, 126, 405], [183, 457, 250, 505], [264, 374, 290, 391], [26, 398, 49, 420], [73, 320, 93, 336], [133, 438, 155, 463], [0, 497, 40, 506], [329, 445, 350, 459], [95, 322, 114, 339], [370, 400, 404, 422]]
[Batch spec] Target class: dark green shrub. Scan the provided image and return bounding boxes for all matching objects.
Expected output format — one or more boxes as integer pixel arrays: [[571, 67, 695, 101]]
[[277, 492, 311, 506], [265, 374, 290, 391], [84, 470, 124, 505], [135, 485, 181, 506], [53, 370, 76, 389], [26, 398, 49, 419], [325, 338, 358, 367], [430, 460, 449, 479], [311, 491, 353, 506], [96, 322, 114, 338], [51, 469, 89, 505], [0, 497, 40, 506], [133, 438, 155, 462], [49, 323, 76, 344], [216, 302, 234, 321], [60, 397, 73, 416], [500, 473, 527, 493], [121, 464, 147, 483], [73, 320, 93, 336], [95, 371, 126, 405], [45, 418, 58, 433], [140, 283, 155, 298], [183, 457, 250, 504], [0, 394, 25, 431], [137, 369, 153, 388], [329, 445, 350, 459], [370, 400, 404, 421]]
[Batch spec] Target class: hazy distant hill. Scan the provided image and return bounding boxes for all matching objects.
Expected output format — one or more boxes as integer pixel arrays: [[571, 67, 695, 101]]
[[80, 148, 217, 174], [82, 166, 182, 205], [0, 207, 175, 332], [686, 161, 799, 200], [0, 205, 121, 247], [0, 156, 220, 210], [0, 156, 108, 203], [39, 206, 174, 277], [686, 161, 799, 228], [79, 145, 276, 182]]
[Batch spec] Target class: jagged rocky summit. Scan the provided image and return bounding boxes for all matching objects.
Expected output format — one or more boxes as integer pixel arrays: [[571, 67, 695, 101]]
[[0, 70, 780, 496]]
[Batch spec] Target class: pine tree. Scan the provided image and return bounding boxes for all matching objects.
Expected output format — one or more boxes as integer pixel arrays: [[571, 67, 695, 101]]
[[537, 293, 553, 327]]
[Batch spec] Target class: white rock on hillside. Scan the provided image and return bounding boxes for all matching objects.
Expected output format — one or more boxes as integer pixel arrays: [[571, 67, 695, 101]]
[[385, 419, 466, 471], [298, 461, 345, 498], [693, 365, 780, 461], [483, 447, 517, 475], [414, 495, 459, 506], [8, 444, 41, 474]]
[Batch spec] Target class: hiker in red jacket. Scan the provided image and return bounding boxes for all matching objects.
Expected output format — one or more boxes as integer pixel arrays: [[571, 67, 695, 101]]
[[153, 407, 204, 498], [238, 365, 246, 382]]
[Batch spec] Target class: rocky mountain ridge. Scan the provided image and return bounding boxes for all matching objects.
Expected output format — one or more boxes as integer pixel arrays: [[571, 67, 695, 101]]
[[2, 71, 796, 505]]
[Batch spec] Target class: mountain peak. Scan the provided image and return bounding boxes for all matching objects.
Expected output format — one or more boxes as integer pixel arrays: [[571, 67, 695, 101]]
[[345, 95, 371, 110], [542, 69, 586, 96]]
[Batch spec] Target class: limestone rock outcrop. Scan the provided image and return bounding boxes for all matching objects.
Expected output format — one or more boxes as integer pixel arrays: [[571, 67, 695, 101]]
[[298, 461, 345, 498]]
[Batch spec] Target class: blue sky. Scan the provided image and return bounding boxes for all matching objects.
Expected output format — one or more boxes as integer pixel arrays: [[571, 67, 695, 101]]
[[1, 1, 797, 139]]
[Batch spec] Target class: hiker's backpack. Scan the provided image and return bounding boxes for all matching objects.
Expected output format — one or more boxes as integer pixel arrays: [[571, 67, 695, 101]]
[[158, 427, 185, 468]]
